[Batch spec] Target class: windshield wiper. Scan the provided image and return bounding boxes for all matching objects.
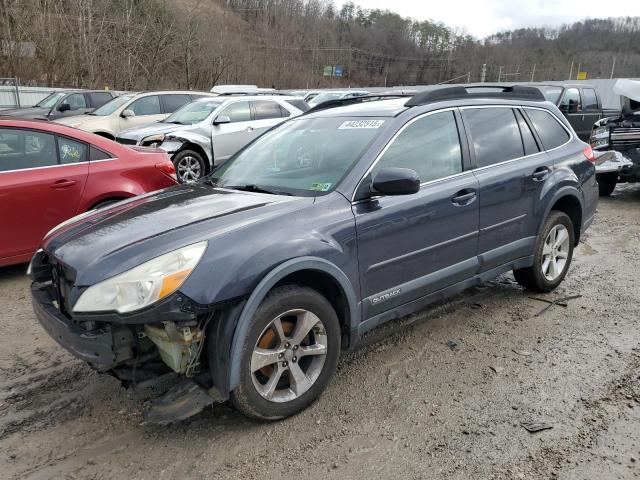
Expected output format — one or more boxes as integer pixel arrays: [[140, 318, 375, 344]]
[[225, 184, 292, 196]]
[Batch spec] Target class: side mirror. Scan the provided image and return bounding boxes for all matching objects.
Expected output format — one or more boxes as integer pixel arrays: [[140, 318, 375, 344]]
[[371, 167, 420, 196], [213, 115, 231, 125], [121, 109, 135, 118], [58, 103, 71, 112]]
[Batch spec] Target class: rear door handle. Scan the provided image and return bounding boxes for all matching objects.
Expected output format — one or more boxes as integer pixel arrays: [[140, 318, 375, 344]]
[[50, 179, 76, 189], [452, 189, 477, 206], [532, 167, 551, 181]]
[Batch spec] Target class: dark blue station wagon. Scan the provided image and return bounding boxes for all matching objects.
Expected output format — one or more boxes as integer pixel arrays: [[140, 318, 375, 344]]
[[30, 86, 599, 422]]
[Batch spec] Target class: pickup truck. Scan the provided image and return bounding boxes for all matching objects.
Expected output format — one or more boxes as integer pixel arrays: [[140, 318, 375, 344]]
[[589, 79, 640, 195]]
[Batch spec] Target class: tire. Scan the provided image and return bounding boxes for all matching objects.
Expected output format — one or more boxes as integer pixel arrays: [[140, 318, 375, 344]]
[[172, 150, 206, 184], [597, 172, 618, 196], [230, 285, 341, 421], [513, 211, 575, 293], [92, 199, 122, 210]]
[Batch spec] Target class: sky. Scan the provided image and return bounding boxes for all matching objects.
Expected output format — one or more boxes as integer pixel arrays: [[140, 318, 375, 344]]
[[341, 0, 640, 38]]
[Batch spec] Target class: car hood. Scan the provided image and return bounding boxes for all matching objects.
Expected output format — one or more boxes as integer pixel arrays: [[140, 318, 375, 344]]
[[44, 184, 312, 285], [118, 122, 190, 141], [0, 106, 51, 119], [54, 114, 101, 127]]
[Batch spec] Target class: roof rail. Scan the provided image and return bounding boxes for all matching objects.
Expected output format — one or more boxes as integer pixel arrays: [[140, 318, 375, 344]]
[[404, 85, 545, 107], [216, 92, 289, 97], [304, 94, 413, 114]]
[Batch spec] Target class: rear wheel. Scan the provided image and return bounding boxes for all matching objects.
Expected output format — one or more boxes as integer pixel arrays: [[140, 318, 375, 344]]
[[231, 285, 340, 421], [173, 150, 206, 184], [597, 172, 618, 196], [514, 211, 575, 293]]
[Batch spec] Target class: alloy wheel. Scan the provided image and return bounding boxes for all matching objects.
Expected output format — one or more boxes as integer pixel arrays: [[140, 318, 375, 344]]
[[251, 309, 328, 403], [176, 156, 202, 183], [541, 224, 570, 281]]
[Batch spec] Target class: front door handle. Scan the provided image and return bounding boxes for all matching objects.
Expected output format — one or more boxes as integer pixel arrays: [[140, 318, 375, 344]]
[[246, 126, 254, 132], [51, 179, 76, 189], [451, 189, 477, 206], [532, 166, 551, 181]]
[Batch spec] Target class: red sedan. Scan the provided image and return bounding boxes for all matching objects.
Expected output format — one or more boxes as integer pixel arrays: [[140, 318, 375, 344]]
[[0, 118, 178, 267]]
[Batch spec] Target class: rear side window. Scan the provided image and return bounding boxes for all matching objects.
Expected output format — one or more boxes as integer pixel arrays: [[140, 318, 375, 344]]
[[0, 128, 57, 171], [285, 99, 310, 112], [373, 110, 462, 183], [162, 94, 191, 113], [218, 101, 251, 123], [525, 109, 570, 150], [58, 137, 88, 164], [582, 89, 599, 111], [253, 100, 286, 120], [129, 96, 161, 115], [89, 146, 112, 161], [88, 92, 113, 108], [464, 108, 523, 167]]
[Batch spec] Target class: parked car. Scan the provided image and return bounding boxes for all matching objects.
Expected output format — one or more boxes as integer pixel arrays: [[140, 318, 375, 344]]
[[0, 118, 177, 267], [307, 90, 369, 107], [54, 91, 215, 139], [30, 86, 597, 424], [0, 90, 117, 121], [589, 78, 640, 195], [115, 95, 308, 183]]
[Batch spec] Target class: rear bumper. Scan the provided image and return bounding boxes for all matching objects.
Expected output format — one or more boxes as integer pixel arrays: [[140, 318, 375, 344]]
[[31, 282, 117, 365]]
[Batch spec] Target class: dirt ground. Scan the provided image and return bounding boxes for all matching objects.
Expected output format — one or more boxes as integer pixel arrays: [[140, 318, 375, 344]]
[[1, 185, 639, 480]]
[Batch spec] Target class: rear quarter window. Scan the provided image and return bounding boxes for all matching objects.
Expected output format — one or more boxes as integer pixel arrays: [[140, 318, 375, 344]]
[[285, 99, 310, 112], [525, 109, 570, 150]]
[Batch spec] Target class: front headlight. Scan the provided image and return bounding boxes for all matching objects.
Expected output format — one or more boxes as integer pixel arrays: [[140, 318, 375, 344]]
[[141, 133, 165, 147], [73, 241, 207, 314]]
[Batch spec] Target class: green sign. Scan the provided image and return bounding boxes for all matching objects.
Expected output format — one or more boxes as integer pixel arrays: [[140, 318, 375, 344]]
[[323, 65, 333, 77]]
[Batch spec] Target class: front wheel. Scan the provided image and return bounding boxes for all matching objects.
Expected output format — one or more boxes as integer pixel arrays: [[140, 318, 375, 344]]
[[597, 172, 618, 196], [172, 150, 206, 184], [231, 285, 341, 421], [514, 211, 575, 293]]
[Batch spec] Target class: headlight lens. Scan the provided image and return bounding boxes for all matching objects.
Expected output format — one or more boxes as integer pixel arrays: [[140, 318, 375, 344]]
[[73, 241, 207, 313], [141, 133, 165, 147]]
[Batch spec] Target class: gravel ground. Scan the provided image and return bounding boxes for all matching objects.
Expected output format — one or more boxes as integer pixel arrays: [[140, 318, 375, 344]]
[[1, 185, 639, 480]]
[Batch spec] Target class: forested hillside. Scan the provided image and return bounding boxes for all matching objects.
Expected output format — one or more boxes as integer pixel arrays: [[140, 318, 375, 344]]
[[1, 0, 639, 90]]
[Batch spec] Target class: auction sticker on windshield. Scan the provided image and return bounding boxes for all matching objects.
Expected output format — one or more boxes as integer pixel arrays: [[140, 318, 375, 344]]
[[338, 120, 385, 129]]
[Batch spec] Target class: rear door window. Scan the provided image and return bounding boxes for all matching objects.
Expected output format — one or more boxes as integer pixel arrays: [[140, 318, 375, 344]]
[[253, 100, 286, 120], [582, 89, 599, 111], [129, 96, 161, 116], [88, 92, 113, 108], [218, 101, 251, 123], [463, 107, 524, 167], [515, 110, 539, 156], [58, 137, 88, 164], [373, 110, 463, 183], [161, 94, 191, 114], [0, 128, 58, 171], [525, 108, 571, 150]]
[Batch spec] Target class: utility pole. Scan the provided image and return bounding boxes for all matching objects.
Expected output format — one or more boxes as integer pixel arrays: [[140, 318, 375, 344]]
[[610, 56, 616, 79], [480, 64, 487, 83], [569, 61, 574, 81], [530, 63, 536, 82], [498, 65, 503, 82], [467, 71, 471, 83]]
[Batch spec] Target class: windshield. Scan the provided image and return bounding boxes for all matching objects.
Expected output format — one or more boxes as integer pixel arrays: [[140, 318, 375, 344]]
[[164, 100, 222, 124], [539, 87, 563, 104], [308, 92, 345, 106], [36, 92, 66, 108], [89, 95, 133, 116], [208, 116, 386, 196]]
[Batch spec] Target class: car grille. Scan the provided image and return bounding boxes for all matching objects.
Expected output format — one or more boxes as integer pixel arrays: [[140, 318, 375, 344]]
[[115, 137, 138, 145], [610, 127, 640, 150]]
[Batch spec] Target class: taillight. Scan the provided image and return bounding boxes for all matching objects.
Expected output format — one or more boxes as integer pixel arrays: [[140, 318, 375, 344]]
[[155, 162, 177, 180], [583, 145, 596, 163]]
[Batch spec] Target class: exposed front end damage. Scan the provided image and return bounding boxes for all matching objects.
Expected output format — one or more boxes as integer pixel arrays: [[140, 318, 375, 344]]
[[29, 249, 236, 424], [590, 79, 640, 184]]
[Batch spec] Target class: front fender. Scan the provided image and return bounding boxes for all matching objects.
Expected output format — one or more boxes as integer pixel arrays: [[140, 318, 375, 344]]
[[226, 256, 360, 392], [163, 131, 213, 166]]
